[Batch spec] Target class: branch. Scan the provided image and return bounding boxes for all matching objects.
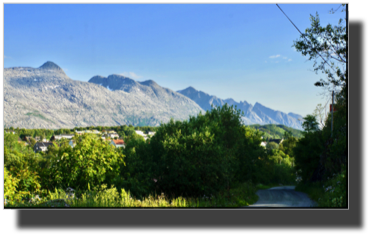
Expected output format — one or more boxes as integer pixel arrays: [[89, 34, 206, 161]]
[[321, 33, 346, 63]]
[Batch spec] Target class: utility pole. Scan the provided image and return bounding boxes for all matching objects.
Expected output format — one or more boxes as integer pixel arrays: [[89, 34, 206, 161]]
[[331, 91, 334, 138]]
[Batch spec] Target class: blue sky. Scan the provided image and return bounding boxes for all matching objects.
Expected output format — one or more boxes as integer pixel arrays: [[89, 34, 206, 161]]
[[4, 4, 346, 117]]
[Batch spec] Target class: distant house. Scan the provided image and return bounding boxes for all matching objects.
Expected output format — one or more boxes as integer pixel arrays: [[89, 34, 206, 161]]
[[34, 142, 54, 153], [75, 130, 100, 135], [51, 134, 74, 141], [111, 139, 125, 148], [148, 131, 156, 136], [260, 142, 267, 148], [135, 130, 148, 140], [108, 132, 119, 139], [35, 136, 41, 141]]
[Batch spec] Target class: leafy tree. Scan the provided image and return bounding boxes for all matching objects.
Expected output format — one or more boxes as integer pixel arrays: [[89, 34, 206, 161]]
[[4, 132, 20, 151], [149, 104, 247, 198], [4, 168, 20, 204], [283, 131, 293, 139], [4, 146, 42, 196], [51, 133, 125, 190], [266, 142, 279, 152], [293, 5, 347, 96], [302, 115, 319, 133], [281, 136, 298, 157]]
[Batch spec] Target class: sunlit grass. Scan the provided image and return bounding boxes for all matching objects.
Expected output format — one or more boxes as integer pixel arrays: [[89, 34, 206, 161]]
[[5, 182, 260, 208]]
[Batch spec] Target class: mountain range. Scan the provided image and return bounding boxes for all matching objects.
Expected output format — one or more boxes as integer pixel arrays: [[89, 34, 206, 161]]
[[3, 61, 203, 129], [4, 61, 304, 130], [177, 87, 304, 130]]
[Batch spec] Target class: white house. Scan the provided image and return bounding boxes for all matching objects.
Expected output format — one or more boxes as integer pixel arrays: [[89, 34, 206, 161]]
[[108, 132, 119, 139], [260, 142, 267, 148], [75, 130, 101, 135], [34, 142, 54, 153], [111, 139, 125, 148], [52, 134, 74, 140], [135, 130, 148, 140]]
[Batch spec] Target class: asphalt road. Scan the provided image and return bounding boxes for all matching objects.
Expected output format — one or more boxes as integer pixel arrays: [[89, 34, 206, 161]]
[[246, 186, 317, 207]]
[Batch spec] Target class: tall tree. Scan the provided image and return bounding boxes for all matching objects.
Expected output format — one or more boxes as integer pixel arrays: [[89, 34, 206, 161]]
[[302, 115, 319, 133], [293, 4, 347, 100]]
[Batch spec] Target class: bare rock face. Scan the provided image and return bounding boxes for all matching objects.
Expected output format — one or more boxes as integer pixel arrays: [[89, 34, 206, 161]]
[[4, 61, 204, 129]]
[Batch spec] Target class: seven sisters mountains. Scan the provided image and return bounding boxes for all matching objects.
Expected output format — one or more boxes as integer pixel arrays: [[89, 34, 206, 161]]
[[3, 61, 304, 130]]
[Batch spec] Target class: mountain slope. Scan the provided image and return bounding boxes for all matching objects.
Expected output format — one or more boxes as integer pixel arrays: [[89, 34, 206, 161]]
[[4, 62, 204, 129], [177, 86, 304, 130]]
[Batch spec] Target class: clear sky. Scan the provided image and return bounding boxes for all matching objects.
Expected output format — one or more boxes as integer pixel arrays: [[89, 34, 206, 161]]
[[4, 3, 346, 117]]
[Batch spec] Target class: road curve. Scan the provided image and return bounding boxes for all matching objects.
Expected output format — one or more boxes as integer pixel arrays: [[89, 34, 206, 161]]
[[246, 186, 317, 207]]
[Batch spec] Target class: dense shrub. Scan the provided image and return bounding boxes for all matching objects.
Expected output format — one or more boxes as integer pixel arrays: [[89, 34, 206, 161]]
[[4, 146, 42, 195], [148, 104, 249, 198], [49, 134, 125, 190], [120, 133, 156, 199]]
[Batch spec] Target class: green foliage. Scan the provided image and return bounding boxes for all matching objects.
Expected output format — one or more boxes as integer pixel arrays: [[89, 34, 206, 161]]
[[266, 142, 279, 152], [4, 168, 20, 205], [293, 9, 347, 93], [292, 6, 347, 207], [302, 115, 319, 133], [4, 132, 22, 152], [281, 136, 298, 157], [4, 146, 42, 203], [50, 134, 125, 190], [6, 181, 259, 208], [149, 104, 248, 198], [248, 124, 303, 139]]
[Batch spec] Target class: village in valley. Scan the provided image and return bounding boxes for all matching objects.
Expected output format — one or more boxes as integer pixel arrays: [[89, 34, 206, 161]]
[[5, 128, 156, 153]]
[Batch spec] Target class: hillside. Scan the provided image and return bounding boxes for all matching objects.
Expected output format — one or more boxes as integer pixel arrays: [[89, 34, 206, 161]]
[[248, 124, 303, 139]]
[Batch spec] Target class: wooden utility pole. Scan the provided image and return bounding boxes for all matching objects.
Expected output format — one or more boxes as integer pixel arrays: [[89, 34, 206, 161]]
[[331, 91, 334, 137]]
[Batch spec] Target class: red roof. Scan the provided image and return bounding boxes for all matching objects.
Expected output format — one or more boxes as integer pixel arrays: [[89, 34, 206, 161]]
[[112, 139, 124, 145]]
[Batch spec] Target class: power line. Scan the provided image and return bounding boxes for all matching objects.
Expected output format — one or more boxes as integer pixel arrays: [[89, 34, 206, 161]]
[[275, 4, 334, 71]]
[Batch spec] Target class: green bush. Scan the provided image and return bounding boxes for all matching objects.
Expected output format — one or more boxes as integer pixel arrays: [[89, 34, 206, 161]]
[[50, 134, 125, 190], [4, 146, 42, 195], [149, 104, 248, 198], [4, 168, 20, 205]]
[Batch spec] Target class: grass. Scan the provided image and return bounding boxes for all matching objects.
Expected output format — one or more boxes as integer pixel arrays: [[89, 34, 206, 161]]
[[295, 182, 324, 207], [5, 182, 260, 208]]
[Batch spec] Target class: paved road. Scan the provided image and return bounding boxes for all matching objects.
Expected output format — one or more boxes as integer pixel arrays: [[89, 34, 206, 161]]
[[246, 186, 317, 207]]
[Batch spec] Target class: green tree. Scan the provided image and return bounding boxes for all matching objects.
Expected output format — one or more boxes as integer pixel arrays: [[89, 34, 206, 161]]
[[266, 142, 279, 152], [149, 104, 247, 198], [283, 131, 293, 139], [51, 133, 125, 190], [302, 115, 319, 133], [4, 132, 20, 151], [293, 5, 347, 95]]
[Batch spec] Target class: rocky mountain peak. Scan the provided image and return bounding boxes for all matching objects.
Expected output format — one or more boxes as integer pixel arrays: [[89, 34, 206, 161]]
[[39, 61, 63, 71]]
